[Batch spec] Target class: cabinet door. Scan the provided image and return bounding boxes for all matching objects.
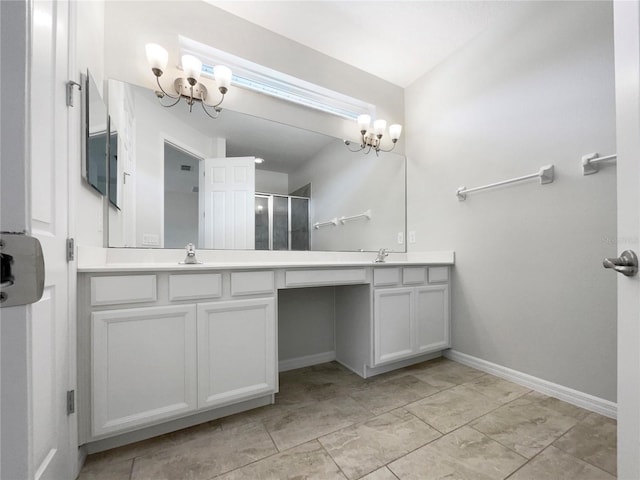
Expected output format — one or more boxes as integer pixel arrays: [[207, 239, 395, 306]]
[[92, 305, 197, 436], [414, 285, 450, 353], [374, 288, 414, 365], [197, 298, 276, 409]]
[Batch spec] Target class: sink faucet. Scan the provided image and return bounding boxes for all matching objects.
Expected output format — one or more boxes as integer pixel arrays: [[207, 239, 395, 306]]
[[182, 243, 201, 264], [374, 248, 389, 263]]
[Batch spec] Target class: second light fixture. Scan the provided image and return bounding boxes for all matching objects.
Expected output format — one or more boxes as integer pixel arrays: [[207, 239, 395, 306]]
[[345, 114, 402, 155]]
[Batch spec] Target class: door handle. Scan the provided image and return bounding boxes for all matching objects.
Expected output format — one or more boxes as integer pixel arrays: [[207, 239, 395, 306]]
[[0, 233, 45, 307], [603, 250, 638, 277]]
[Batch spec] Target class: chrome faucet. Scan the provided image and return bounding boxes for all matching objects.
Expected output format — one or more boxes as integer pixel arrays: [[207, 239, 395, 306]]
[[182, 243, 201, 264], [374, 248, 389, 263]]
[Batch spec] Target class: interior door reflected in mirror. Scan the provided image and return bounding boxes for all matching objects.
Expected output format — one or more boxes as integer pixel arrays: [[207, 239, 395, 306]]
[[107, 78, 406, 252]]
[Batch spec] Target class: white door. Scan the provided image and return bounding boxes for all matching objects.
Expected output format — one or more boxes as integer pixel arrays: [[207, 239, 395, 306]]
[[0, 0, 73, 479], [613, 3, 640, 478], [199, 157, 255, 249]]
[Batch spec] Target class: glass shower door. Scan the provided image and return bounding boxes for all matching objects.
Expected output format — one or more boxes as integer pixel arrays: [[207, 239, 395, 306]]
[[272, 195, 289, 250], [255, 195, 270, 250]]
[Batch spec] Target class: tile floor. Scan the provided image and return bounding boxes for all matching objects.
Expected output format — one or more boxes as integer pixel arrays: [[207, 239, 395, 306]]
[[79, 358, 616, 480]]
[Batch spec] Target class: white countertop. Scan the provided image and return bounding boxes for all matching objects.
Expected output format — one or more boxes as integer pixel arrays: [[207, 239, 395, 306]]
[[76, 247, 455, 273]]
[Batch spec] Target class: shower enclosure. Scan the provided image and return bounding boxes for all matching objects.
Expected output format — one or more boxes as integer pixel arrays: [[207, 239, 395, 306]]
[[255, 193, 310, 250]]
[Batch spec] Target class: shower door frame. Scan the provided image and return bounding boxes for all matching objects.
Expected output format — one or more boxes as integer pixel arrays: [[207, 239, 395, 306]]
[[255, 192, 310, 251]]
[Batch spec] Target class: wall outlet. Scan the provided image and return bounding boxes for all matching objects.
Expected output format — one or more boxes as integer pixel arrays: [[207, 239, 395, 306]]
[[142, 233, 160, 246], [397, 232, 404, 244], [409, 231, 416, 244]]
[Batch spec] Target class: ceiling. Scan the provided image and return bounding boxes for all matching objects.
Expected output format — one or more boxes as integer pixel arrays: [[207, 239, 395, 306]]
[[208, 1, 532, 87]]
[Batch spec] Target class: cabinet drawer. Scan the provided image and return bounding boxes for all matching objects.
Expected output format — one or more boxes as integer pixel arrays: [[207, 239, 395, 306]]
[[91, 275, 157, 306], [403, 267, 426, 285], [428, 267, 449, 284], [169, 274, 222, 301], [231, 271, 274, 296], [285, 269, 366, 287], [374, 268, 400, 286]]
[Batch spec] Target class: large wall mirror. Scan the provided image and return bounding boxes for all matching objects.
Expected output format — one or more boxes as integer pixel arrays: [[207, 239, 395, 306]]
[[107, 79, 406, 252]]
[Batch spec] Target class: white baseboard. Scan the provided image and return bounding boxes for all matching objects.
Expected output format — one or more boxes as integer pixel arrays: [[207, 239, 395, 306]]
[[444, 350, 617, 419], [279, 351, 336, 372]]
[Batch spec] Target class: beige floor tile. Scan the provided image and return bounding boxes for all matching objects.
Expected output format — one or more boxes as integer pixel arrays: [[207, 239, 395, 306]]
[[553, 412, 617, 476], [217, 400, 305, 431], [319, 409, 441, 479], [358, 467, 399, 480], [516, 391, 591, 420], [405, 385, 502, 433], [349, 375, 441, 415], [130, 421, 276, 480], [82, 430, 186, 468], [507, 445, 615, 480], [214, 441, 346, 480], [78, 457, 133, 480], [81, 421, 224, 477], [464, 374, 531, 404], [264, 395, 371, 451], [388, 426, 525, 480], [471, 395, 579, 459], [408, 359, 485, 388], [78, 362, 618, 480], [280, 362, 362, 390]]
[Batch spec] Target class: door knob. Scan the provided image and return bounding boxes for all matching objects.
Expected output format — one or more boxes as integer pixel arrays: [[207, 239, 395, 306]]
[[603, 250, 638, 277]]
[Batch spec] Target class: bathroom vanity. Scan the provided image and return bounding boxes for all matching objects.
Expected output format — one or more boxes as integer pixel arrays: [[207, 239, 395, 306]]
[[76, 250, 454, 451]]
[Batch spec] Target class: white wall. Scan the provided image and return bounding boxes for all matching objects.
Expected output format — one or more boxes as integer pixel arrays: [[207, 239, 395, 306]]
[[406, 1, 617, 401], [255, 169, 289, 195], [290, 141, 405, 252]]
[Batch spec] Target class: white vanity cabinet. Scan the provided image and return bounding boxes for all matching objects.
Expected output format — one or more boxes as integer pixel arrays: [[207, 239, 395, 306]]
[[373, 267, 450, 366], [79, 271, 277, 443], [78, 259, 453, 451]]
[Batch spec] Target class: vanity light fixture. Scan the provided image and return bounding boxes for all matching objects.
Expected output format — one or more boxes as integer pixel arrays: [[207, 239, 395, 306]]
[[145, 43, 232, 119], [344, 114, 402, 155]]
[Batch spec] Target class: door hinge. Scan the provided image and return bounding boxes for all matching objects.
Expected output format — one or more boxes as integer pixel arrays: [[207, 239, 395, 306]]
[[66, 390, 75, 415], [66, 238, 75, 262], [66, 81, 82, 107]]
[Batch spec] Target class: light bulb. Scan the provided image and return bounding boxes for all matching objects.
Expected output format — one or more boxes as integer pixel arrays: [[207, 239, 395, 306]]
[[373, 119, 387, 136], [389, 124, 402, 141], [357, 114, 371, 133], [254, 157, 264, 164], [213, 65, 232, 94], [181, 55, 202, 84], [145, 43, 168, 76]]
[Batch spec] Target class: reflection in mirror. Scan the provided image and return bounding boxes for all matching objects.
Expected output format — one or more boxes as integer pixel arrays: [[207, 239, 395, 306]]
[[85, 72, 108, 195], [107, 79, 406, 252], [108, 120, 119, 208]]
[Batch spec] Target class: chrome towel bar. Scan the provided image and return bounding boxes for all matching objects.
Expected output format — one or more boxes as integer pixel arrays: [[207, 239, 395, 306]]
[[456, 165, 554, 201], [340, 209, 372, 224], [313, 218, 338, 229]]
